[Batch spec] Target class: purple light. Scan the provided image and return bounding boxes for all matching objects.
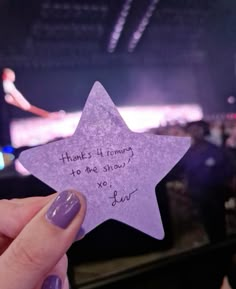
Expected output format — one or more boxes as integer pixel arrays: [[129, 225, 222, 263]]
[[11, 104, 203, 148], [107, 0, 133, 53], [128, 0, 159, 52], [228, 96, 236, 104]]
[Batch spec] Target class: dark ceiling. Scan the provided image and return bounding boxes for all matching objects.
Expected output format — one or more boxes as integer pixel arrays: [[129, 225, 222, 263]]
[[0, 0, 234, 68]]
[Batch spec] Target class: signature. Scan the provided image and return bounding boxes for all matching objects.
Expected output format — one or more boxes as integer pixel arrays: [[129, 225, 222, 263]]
[[109, 189, 138, 206]]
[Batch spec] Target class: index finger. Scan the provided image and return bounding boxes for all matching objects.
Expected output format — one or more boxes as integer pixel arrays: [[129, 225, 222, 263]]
[[0, 194, 55, 239]]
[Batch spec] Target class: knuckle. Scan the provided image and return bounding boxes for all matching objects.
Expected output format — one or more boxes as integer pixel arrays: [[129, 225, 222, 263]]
[[8, 238, 44, 271]]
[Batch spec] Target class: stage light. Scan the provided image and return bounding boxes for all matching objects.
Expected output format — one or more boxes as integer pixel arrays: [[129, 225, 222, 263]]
[[128, 0, 160, 52], [40, 2, 108, 20], [0, 153, 4, 170], [2, 145, 14, 154], [11, 104, 203, 148], [227, 96, 236, 104], [0, 152, 15, 170], [107, 0, 133, 53]]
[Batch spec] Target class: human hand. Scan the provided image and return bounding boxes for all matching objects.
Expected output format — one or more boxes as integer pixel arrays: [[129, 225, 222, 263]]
[[0, 190, 86, 289]]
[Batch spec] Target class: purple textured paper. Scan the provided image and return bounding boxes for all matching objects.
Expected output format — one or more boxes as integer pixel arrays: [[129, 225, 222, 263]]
[[19, 82, 190, 239]]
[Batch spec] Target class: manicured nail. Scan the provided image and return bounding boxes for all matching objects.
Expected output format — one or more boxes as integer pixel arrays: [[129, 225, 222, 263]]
[[41, 275, 62, 289], [46, 190, 81, 229]]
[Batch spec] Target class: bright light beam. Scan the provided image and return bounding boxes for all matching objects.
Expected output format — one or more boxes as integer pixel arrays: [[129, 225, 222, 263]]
[[128, 0, 159, 52], [107, 0, 133, 53]]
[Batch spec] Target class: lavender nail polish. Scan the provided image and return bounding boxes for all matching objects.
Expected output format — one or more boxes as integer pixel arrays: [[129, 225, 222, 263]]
[[41, 275, 62, 289], [46, 190, 81, 229]]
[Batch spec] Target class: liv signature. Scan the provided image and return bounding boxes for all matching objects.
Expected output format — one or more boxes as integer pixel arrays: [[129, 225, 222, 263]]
[[109, 189, 138, 206]]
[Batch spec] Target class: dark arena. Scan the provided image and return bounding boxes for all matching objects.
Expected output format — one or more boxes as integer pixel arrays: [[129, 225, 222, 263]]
[[1, 1, 236, 289]]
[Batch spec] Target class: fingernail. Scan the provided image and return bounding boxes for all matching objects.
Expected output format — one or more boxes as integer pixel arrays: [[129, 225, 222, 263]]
[[46, 190, 81, 229], [41, 275, 62, 289]]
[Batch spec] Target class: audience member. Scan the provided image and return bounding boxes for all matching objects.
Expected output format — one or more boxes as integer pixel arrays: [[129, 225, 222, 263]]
[[180, 121, 234, 242]]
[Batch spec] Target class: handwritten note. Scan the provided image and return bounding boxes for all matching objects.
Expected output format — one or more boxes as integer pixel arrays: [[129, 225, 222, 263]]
[[58, 146, 136, 207], [19, 81, 190, 239]]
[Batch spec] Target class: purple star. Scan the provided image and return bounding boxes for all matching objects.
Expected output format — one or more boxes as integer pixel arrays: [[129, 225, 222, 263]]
[[19, 82, 190, 239]]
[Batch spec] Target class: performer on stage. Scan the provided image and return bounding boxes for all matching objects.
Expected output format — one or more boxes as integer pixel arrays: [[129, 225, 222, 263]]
[[2, 68, 65, 118]]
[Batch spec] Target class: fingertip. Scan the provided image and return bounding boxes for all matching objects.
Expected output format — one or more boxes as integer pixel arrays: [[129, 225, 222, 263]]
[[76, 191, 87, 210], [74, 227, 86, 242], [65, 189, 87, 216], [41, 275, 62, 289]]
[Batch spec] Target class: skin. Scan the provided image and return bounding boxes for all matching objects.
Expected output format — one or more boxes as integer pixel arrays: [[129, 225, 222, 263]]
[[0, 192, 86, 289], [3, 68, 16, 82], [2, 68, 65, 118]]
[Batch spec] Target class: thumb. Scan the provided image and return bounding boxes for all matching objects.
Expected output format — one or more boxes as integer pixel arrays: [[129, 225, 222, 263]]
[[0, 190, 86, 289]]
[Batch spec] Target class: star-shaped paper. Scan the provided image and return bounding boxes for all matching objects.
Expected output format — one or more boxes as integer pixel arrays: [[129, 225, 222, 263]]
[[19, 82, 190, 239]]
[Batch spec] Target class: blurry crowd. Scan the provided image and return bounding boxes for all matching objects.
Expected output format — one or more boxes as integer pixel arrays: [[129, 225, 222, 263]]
[[150, 118, 236, 244]]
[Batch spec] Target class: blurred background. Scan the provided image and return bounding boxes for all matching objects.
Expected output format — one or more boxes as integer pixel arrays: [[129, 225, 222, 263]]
[[1, 0, 236, 288]]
